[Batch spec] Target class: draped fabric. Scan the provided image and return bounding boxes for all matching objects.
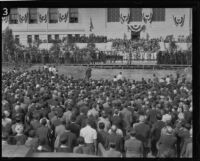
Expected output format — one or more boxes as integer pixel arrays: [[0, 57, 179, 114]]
[[127, 24, 145, 33], [142, 8, 153, 23], [120, 8, 130, 24], [18, 8, 28, 23], [58, 8, 69, 23], [38, 8, 48, 23]]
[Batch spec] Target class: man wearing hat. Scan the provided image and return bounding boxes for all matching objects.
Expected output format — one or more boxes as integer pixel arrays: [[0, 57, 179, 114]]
[[124, 128, 143, 157]]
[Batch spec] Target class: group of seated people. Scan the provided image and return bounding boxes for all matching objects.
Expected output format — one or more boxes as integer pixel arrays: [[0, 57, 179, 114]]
[[2, 67, 192, 157]]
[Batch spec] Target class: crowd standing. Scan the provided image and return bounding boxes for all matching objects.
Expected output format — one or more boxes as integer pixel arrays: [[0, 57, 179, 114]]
[[2, 66, 192, 158]]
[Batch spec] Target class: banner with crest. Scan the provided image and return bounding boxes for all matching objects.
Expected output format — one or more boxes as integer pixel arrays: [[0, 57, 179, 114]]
[[120, 8, 130, 24], [173, 14, 185, 27], [38, 8, 48, 23], [58, 8, 69, 23], [142, 8, 153, 24], [18, 8, 28, 23]]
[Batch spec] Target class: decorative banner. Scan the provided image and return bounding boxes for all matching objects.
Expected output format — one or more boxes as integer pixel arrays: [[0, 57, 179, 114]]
[[120, 8, 130, 24], [18, 8, 28, 23], [58, 8, 69, 23], [2, 16, 8, 23], [127, 24, 145, 33], [38, 8, 48, 23], [142, 8, 153, 24], [173, 14, 185, 27]]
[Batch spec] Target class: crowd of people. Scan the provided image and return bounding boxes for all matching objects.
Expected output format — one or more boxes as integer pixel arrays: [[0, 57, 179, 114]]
[[157, 51, 192, 65], [2, 65, 192, 158], [67, 35, 107, 43]]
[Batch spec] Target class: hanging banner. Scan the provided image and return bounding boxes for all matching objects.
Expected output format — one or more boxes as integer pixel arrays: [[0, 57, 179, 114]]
[[173, 14, 185, 27], [38, 8, 48, 23], [2, 16, 9, 23], [127, 24, 145, 32], [18, 8, 28, 23], [142, 8, 153, 24], [120, 8, 130, 24], [58, 8, 69, 23]]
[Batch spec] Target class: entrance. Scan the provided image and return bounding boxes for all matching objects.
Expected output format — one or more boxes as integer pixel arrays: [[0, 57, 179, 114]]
[[131, 31, 140, 40]]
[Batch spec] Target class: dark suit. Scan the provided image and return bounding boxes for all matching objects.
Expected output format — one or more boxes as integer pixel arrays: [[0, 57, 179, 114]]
[[69, 122, 81, 137], [36, 125, 51, 147], [157, 134, 177, 158], [125, 138, 143, 157], [150, 120, 166, 156], [61, 131, 77, 152], [97, 130, 109, 149], [103, 149, 122, 157], [135, 122, 150, 157], [107, 133, 123, 152]]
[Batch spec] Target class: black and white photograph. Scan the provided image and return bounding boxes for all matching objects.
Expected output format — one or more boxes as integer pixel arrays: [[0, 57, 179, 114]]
[[1, 3, 197, 158]]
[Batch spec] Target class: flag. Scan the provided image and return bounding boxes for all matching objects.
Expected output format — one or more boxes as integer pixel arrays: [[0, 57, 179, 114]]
[[89, 17, 94, 32]]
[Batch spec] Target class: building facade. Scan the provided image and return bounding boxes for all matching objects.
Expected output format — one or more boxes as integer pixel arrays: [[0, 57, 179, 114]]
[[2, 8, 192, 47]]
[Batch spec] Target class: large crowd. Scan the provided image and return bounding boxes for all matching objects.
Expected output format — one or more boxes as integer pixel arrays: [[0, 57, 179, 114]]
[[2, 65, 192, 158]]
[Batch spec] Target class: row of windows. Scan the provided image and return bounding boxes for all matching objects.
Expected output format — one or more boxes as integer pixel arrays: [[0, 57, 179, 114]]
[[26, 34, 61, 43], [9, 8, 78, 24], [107, 8, 165, 22]]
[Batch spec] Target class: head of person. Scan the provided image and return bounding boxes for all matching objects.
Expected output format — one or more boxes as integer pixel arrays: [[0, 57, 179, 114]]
[[41, 118, 47, 126], [77, 136, 85, 145], [111, 125, 117, 133], [28, 130, 36, 138], [109, 142, 116, 149], [130, 129, 136, 138], [98, 122, 105, 130]]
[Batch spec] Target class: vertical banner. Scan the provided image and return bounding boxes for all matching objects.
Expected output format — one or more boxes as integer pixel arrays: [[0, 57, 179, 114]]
[[58, 8, 69, 23]]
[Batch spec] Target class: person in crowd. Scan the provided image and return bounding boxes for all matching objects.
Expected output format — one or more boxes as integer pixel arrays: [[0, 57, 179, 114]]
[[124, 128, 143, 157], [97, 122, 109, 149], [103, 142, 122, 157], [73, 136, 90, 154], [25, 130, 39, 152], [80, 119, 97, 155]]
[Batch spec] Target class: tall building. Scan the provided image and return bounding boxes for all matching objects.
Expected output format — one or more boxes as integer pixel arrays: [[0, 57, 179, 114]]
[[2, 8, 191, 47]]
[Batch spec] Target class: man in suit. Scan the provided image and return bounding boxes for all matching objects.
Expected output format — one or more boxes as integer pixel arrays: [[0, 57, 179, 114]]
[[69, 115, 81, 138], [103, 143, 122, 157], [97, 122, 109, 149], [150, 113, 166, 156], [124, 128, 143, 157], [107, 125, 123, 153], [134, 115, 150, 157]]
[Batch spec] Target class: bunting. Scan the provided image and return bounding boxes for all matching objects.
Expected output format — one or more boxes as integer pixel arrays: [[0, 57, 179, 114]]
[[127, 24, 145, 33]]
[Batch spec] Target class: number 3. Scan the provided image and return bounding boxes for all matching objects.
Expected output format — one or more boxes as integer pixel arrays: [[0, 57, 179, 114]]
[[3, 8, 8, 16]]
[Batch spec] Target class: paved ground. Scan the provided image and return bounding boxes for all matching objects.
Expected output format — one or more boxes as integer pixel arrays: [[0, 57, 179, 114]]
[[16, 65, 178, 81]]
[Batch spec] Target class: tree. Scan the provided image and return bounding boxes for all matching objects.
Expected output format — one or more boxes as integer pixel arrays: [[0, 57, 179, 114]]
[[2, 27, 15, 62]]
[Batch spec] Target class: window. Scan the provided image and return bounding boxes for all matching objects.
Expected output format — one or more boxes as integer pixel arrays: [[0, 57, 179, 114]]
[[55, 34, 59, 40], [152, 8, 165, 21], [107, 8, 120, 22], [34, 35, 39, 42], [27, 35, 32, 43], [9, 8, 18, 24], [15, 35, 19, 44], [130, 8, 142, 22], [48, 35, 52, 43], [29, 8, 38, 24], [69, 8, 78, 23], [49, 8, 58, 23]]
